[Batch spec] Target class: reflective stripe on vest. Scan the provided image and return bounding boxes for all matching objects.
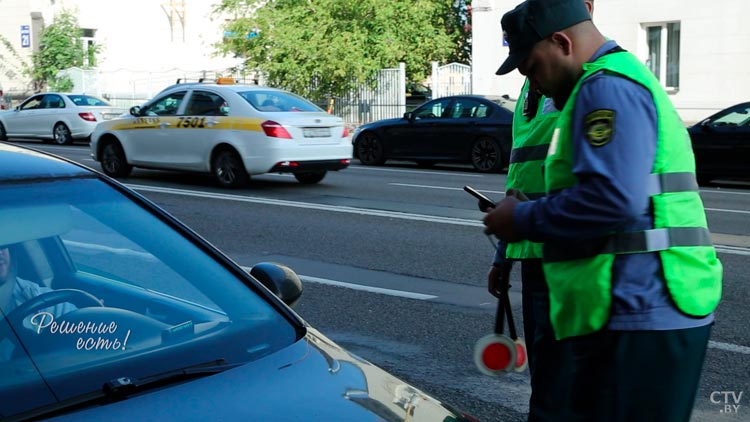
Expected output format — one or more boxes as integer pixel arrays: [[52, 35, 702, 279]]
[[510, 144, 550, 164], [645, 172, 699, 196], [544, 227, 712, 262]]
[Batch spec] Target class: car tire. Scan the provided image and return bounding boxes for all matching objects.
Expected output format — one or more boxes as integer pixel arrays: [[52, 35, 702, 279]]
[[53, 123, 73, 145], [101, 141, 133, 178], [212, 148, 249, 188], [294, 171, 327, 184], [471, 137, 505, 173], [355, 132, 386, 166], [0, 122, 7, 142]]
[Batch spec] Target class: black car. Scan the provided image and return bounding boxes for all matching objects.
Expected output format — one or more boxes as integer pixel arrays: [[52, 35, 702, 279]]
[[688, 101, 750, 184], [353, 95, 515, 173], [0, 142, 479, 421]]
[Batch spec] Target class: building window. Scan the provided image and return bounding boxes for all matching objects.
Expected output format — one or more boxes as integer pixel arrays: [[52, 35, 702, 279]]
[[80, 28, 97, 67], [645, 22, 680, 89]]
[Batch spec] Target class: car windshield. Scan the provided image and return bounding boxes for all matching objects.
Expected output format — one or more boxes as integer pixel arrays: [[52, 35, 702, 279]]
[[709, 104, 750, 127], [66, 95, 112, 107], [238, 90, 322, 112], [0, 177, 297, 418]]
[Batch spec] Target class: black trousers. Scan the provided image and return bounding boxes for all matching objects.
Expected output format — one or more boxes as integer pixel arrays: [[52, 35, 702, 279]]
[[528, 323, 712, 422], [520, 259, 550, 377]]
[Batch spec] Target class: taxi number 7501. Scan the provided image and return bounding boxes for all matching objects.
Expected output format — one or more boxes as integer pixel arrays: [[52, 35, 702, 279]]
[[177, 117, 208, 128]]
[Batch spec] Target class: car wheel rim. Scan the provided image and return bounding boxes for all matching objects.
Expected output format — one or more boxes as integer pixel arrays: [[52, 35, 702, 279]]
[[54, 126, 70, 144], [216, 155, 238, 185], [103, 146, 122, 173], [472, 139, 499, 171], [358, 135, 381, 163]]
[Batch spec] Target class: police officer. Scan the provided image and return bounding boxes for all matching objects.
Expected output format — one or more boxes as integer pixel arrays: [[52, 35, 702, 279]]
[[484, 0, 722, 420], [487, 0, 594, 411]]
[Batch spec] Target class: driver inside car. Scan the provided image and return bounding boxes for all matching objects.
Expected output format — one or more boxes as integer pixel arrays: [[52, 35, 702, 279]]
[[0, 245, 78, 359]]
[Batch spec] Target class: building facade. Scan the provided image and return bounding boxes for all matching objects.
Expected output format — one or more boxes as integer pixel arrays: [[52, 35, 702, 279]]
[[471, 0, 750, 123], [0, 0, 241, 104]]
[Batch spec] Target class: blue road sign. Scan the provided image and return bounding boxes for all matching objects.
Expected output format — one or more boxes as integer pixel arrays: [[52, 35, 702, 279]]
[[21, 25, 30, 48]]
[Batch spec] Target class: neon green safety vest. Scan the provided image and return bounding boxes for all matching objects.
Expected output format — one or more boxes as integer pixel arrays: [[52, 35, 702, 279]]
[[505, 81, 558, 259], [543, 51, 722, 340]]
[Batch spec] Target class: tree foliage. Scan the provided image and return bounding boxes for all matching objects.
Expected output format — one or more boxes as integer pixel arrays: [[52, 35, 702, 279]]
[[31, 9, 98, 92], [213, 0, 471, 98]]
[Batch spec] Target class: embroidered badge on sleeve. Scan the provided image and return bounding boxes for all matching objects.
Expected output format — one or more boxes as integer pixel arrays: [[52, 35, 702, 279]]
[[584, 109, 615, 147]]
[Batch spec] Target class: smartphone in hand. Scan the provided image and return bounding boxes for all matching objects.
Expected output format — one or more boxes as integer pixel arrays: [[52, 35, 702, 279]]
[[463, 185, 496, 212]]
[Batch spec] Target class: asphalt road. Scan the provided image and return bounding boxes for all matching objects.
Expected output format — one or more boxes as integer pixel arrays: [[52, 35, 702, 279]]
[[10, 140, 750, 422]]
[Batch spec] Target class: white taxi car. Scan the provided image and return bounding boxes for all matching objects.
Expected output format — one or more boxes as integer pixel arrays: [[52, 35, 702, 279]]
[[90, 81, 352, 187]]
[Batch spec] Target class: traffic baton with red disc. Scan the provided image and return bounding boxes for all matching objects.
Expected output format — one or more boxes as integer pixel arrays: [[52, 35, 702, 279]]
[[473, 256, 528, 375]]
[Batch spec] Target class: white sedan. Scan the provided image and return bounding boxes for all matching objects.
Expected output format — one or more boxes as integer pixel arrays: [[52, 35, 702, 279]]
[[90, 82, 353, 188], [0, 92, 125, 145]]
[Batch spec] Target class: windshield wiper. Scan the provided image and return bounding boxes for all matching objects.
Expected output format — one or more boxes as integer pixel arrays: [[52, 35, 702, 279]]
[[6, 359, 240, 422]]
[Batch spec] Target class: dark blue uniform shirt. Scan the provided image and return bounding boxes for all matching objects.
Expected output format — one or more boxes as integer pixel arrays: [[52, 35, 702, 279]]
[[514, 41, 712, 330]]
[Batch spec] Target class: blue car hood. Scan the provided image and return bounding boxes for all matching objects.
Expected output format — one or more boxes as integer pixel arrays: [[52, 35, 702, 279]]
[[48, 328, 472, 422]]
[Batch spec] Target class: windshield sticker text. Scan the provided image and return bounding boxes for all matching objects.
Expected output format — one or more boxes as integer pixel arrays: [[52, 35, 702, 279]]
[[30, 311, 131, 351]]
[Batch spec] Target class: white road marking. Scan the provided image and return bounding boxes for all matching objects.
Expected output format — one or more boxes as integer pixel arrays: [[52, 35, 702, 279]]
[[264, 173, 294, 178], [391, 183, 504, 195], [705, 207, 750, 215], [701, 189, 750, 196], [127, 183, 750, 256], [245, 267, 750, 355], [715, 246, 750, 256], [301, 276, 750, 355], [708, 340, 750, 355], [349, 165, 485, 177], [126, 184, 485, 226], [300, 275, 437, 300], [390, 183, 749, 215]]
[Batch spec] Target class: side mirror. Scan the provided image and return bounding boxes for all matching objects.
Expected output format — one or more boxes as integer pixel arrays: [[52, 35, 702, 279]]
[[404, 112, 414, 121], [129, 106, 142, 116], [249, 262, 303, 308]]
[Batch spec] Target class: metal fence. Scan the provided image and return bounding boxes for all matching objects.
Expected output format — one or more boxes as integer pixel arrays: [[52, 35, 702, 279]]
[[431, 62, 472, 99], [58, 61, 472, 126], [323, 63, 406, 126]]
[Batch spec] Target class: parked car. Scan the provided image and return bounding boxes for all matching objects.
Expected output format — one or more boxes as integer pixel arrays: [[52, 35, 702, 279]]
[[688, 101, 750, 184], [352, 95, 515, 173], [90, 81, 352, 188], [0, 142, 479, 422], [0, 92, 125, 145]]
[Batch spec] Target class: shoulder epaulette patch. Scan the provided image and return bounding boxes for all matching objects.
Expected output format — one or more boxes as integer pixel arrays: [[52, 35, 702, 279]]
[[584, 109, 615, 147]]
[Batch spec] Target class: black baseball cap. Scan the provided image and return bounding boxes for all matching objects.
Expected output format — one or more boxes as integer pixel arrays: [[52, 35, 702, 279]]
[[496, 0, 592, 75]]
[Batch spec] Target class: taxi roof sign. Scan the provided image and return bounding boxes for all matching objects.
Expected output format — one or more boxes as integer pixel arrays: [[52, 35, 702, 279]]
[[216, 77, 236, 85]]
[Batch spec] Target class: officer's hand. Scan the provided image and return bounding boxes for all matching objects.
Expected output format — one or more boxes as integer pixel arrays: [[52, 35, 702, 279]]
[[487, 265, 504, 299], [478, 200, 495, 213], [483, 196, 520, 241]]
